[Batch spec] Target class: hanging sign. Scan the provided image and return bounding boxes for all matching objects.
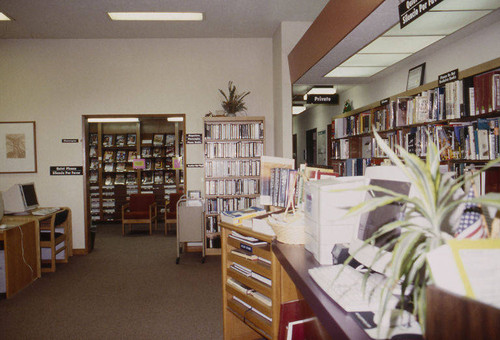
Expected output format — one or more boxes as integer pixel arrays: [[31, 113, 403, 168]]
[[306, 94, 339, 105], [186, 134, 203, 144], [50, 166, 83, 175], [399, 0, 444, 29], [438, 69, 459, 86]]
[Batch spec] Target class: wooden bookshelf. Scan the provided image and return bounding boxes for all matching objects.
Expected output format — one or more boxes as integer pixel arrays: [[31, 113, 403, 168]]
[[221, 222, 280, 340], [85, 115, 186, 224], [329, 57, 500, 177], [203, 116, 265, 255]]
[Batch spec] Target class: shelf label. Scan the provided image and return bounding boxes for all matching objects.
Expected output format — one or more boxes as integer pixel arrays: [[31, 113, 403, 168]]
[[186, 133, 203, 144], [380, 98, 390, 106], [240, 243, 253, 253], [438, 69, 459, 86], [399, 0, 444, 29], [50, 166, 83, 175]]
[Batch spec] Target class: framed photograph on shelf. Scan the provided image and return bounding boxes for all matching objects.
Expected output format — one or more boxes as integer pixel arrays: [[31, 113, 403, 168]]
[[0, 121, 37, 173], [406, 63, 426, 90]]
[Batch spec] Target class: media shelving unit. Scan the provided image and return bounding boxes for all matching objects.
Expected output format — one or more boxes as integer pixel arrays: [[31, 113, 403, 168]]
[[329, 57, 500, 177], [220, 222, 280, 340], [85, 115, 186, 224], [203, 116, 265, 255]]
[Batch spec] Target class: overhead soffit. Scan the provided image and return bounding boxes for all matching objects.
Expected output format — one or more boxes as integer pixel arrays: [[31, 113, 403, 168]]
[[291, 0, 500, 86]]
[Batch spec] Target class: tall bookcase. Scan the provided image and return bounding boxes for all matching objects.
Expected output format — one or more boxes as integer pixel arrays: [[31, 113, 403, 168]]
[[329, 58, 500, 180], [203, 116, 265, 255], [85, 115, 186, 224]]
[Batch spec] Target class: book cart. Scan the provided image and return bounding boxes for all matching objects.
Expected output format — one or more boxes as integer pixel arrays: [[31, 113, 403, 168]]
[[220, 222, 280, 339], [175, 196, 206, 264]]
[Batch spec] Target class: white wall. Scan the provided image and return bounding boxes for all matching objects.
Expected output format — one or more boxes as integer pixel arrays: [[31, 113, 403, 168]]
[[273, 22, 311, 158], [0, 38, 273, 250]]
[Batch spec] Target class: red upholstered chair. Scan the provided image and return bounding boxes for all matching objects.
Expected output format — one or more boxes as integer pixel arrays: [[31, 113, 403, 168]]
[[164, 193, 183, 235], [122, 194, 158, 235]]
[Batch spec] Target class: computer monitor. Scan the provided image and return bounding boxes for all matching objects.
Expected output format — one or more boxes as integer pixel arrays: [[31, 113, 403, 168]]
[[3, 183, 39, 214], [348, 166, 414, 275]]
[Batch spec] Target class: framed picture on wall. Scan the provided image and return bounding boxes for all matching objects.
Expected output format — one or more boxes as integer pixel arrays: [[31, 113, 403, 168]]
[[406, 63, 426, 90], [0, 121, 37, 173]]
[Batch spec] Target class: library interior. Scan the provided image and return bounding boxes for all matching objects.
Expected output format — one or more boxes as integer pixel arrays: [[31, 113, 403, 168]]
[[1, 0, 500, 339]]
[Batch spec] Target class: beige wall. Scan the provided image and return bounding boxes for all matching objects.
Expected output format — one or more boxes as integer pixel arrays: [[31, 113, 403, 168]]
[[0, 38, 274, 250]]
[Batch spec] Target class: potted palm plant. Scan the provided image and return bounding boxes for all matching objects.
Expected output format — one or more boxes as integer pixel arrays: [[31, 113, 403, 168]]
[[343, 130, 500, 331], [219, 81, 250, 116]]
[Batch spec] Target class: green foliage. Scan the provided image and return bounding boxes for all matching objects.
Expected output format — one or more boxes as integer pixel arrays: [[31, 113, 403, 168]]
[[343, 130, 500, 331], [219, 81, 250, 115]]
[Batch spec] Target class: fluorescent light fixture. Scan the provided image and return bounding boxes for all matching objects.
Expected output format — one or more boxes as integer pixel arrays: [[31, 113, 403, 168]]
[[306, 87, 337, 95], [108, 12, 203, 21], [359, 36, 445, 54], [293, 106, 306, 115], [341, 53, 411, 67], [325, 66, 386, 78], [0, 12, 11, 21], [88, 118, 139, 123], [167, 117, 184, 122], [384, 11, 491, 36], [432, 0, 500, 11]]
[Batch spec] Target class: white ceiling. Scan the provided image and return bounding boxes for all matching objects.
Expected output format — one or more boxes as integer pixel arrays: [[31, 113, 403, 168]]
[[0, 0, 328, 39]]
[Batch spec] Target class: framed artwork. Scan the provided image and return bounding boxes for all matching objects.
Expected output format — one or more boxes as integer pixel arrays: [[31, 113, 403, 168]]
[[0, 121, 37, 173], [188, 190, 201, 199], [407, 63, 426, 90]]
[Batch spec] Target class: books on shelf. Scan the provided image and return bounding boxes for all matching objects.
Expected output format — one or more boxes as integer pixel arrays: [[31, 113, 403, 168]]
[[103, 134, 114, 147], [260, 156, 294, 206], [103, 150, 114, 162], [127, 133, 136, 146], [116, 150, 127, 162], [153, 134, 164, 146], [230, 249, 258, 261], [115, 174, 126, 185], [220, 206, 266, 226], [128, 151, 138, 162], [229, 231, 267, 246], [116, 134, 126, 147]]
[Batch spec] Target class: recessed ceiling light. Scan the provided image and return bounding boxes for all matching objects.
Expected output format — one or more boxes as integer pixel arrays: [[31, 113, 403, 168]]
[[0, 12, 11, 21], [306, 87, 337, 95], [108, 12, 203, 21], [293, 106, 306, 115], [167, 117, 184, 122], [432, 0, 500, 11], [88, 118, 139, 123]]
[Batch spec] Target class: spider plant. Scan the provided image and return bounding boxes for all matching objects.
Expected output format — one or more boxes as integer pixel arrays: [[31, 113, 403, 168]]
[[343, 130, 500, 331], [219, 81, 250, 116]]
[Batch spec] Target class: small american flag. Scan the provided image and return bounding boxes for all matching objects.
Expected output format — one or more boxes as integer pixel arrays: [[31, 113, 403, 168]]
[[455, 188, 488, 239]]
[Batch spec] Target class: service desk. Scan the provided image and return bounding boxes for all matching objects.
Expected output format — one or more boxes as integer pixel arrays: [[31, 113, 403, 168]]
[[273, 242, 371, 340], [0, 221, 38, 298], [2, 207, 73, 278]]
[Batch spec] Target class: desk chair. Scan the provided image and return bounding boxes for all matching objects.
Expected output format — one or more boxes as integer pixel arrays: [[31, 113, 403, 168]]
[[39, 209, 69, 272], [122, 194, 158, 235], [164, 193, 183, 235]]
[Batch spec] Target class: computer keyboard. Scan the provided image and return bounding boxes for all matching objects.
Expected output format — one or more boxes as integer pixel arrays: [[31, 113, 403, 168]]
[[32, 207, 61, 216], [308, 264, 399, 312]]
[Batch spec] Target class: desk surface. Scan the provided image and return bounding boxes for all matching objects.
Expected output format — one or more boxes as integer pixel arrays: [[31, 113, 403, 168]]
[[273, 242, 371, 340]]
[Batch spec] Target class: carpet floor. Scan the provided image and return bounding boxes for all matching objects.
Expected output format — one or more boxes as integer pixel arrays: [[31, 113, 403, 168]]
[[0, 224, 223, 340]]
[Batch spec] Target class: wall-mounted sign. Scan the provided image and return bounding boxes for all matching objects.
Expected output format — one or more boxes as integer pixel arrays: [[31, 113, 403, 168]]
[[438, 69, 459, 86], [50, 166, 83, 175], [186, 133, 203, 144], [306, 94, 339, 105], [62, 139, 79, 143], [399, 0, 444, 29], [187, 164, 204, 168]]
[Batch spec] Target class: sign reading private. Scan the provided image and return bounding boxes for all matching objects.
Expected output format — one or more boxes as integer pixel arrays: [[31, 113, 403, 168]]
[[438, 69, 459, 86], [306, 94, 339, 105], [50, 166, 83, 175], [186, 134, 203, 144], [399, 0, 444, 29]]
